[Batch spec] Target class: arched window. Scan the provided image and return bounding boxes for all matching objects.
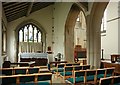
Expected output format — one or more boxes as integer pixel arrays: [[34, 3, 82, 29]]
[[19, 24, 42, 43], [18, 24, 42, 53], [101, 9, 107, 36], [74, 11, 86, 48]]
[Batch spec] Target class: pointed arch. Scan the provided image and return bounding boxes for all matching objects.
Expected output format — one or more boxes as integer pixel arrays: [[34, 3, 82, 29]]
[[64, 3, 87, 62], [15, 19, 47, 62]]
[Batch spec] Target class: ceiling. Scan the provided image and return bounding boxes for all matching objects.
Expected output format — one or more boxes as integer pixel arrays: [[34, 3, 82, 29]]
[[2, 2, 88, 22]]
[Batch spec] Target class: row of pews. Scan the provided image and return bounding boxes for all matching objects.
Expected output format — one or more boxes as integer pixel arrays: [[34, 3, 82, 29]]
[[100, 76, 120, 85], [0, 62, 120, 85], [0, 73, 52, 85], [0, 66, 52, 85], [65, 67, 115, 85], [52, 62, 120, 85], [0, 66, 49, 75]]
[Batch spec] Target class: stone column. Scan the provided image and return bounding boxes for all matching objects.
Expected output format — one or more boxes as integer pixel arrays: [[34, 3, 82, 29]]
[[0, 1, 2, 68], [86, 15, 101, 69], [86, 15, 95, 68], [86, 2, 108, 69]]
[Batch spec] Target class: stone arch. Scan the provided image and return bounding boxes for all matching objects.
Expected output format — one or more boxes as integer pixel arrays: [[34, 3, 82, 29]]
[[16, 19, 47, 34], [64, 3, 87, 62], [64, 2, 109, 68], [15, 19, 47, 61], [86, 2, 109, 68]]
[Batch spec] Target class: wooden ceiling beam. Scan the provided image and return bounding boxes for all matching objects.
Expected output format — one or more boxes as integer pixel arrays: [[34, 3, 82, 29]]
[[26, 2, 34, 16], [5, 5, 27, 15], [4, 2, 22, 9], [4, 2, 28, 12], [2, 6, 8, 22], [7, 12, 26, 22], [2, 2, 11, 5], [6, 8, 27, 17]]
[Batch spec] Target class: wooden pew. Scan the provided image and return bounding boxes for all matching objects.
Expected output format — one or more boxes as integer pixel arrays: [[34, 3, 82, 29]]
[[113, 76, 120, 85], [0, 66, 49, 75], [96, 69, 106, 83], [99, 76, 113, 85], [59, 65, 91, 81], [65, 67, 116, 85], [85, 69, 97, 85], [104, 67, 115, 77], [53, 63, 89, 74], [99, 76, 120, 85], [0, 73, 52, 85], [0, 67, 13, 75], [66, 70, 86, 85]]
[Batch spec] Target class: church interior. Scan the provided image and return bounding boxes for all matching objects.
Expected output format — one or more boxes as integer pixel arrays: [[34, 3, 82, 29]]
[[0, 0, 120, 85]]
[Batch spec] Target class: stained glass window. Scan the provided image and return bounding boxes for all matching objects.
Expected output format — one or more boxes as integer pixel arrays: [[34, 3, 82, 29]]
[[19, 24, 41, 42]]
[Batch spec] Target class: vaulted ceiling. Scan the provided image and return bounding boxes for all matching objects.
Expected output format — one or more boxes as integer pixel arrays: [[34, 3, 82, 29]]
[[2, 2, 88, 22]]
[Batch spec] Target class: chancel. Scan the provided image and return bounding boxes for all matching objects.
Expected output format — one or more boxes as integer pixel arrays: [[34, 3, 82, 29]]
[[0, 0, 120, 85]]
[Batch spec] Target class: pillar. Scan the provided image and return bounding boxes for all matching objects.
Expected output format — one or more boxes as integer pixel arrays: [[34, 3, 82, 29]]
[[86, 2, 108, 69], [0, 1, 2, 68]]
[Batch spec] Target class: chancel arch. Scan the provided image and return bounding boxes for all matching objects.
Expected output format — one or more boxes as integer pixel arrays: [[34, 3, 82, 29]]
[[15, 20, 46, 62]]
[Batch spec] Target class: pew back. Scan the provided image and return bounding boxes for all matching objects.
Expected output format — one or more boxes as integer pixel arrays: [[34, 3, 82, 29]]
[[0, 73, 52, 85]]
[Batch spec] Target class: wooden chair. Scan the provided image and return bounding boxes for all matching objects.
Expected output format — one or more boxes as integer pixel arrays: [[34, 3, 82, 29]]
[[72, 63, 80, 66], [113, 76, 120, 85], [28, 67, 39, 74], [82, 65, 90, 70], [105, 67, 115, 77], [99, 77, 112, 85], [36, 73, 52, 85], [0, 73, 52, 85], [14, 67, 27, 75], [74, 65, 82, 71], [19, 74, 35, 85], [96, 69, 106, 83], [1, 68, 13, 75], [85, 69, 97, 85], [66, 70, 85, 85], [65, 63, 73, 66], [60, 66, 74, 80], [51, 63, 65, 78], [39, 66, 50, 73], [0, 76, 17, 85]]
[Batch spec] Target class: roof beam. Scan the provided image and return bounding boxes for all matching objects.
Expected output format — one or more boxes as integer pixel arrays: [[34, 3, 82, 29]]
[[4, 2, 22, 9], [5, 5, 27, 15], [26, 2, 33, 16], [2, 6, 8, 23], [6, 8, 27, 17], [4, 2, 27, 12], [7, 11, 26, 22]]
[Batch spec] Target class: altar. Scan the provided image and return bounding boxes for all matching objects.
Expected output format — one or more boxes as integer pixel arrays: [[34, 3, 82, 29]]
[[18, 53, 48, 66]]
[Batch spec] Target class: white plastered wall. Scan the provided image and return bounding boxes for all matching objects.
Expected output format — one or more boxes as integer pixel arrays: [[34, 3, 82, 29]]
[[6, 3, 73, 62], [101, 2, 118, 59], [7, 5, 53, 62], [53, 2, 73, 60]]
